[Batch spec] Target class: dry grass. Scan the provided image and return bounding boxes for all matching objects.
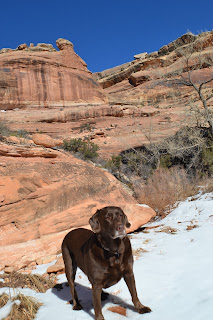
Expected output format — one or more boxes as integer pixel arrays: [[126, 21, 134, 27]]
[[133, 247, 148, 258], [0, 272, 55, 293], [0, 293, 9, 308], [155, 226, 178, 234], [0, 293, 42, 320], [200, 177, 213, 194], [186, 224, 199, 230], [136, 167, 199, 217]]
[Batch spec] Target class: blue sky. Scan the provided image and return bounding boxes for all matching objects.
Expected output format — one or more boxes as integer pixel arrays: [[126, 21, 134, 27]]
[[1, 0, 212, 72]]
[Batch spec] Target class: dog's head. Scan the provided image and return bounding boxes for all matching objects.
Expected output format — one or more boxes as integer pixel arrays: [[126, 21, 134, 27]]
[[89, 206, 131, 239]]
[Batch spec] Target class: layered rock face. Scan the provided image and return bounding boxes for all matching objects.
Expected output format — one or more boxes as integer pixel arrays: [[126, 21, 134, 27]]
[[94, 31, 213, 107], [0, 143, 155, 269], [1, 32, 212, 159], [0, 38, 105, 109]]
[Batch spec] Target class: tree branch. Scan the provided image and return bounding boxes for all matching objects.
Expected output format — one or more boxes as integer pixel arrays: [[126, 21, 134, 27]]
[[206, 93, 213, 101]]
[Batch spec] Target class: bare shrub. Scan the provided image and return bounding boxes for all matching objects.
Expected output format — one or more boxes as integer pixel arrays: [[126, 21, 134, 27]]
[[0, 272, 55, 293], [0, 293, 42, 320], [199, 176, 213, 193], [136, 167, 198, 216], [166, 38, 213, 134], [0, 292, 9, 308]]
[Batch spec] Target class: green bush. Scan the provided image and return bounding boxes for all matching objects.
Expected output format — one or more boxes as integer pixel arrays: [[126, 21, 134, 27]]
[[105, 155, 122, 172], [11, 129, 29, 138], [0, 123, 29, 139], [160, 154, 172, 168], [80, 122, 95, 132], [63, 138, 99, 160]]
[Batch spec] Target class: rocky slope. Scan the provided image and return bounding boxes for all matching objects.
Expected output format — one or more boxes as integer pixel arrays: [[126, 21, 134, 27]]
[[0, 141, 155, 270]]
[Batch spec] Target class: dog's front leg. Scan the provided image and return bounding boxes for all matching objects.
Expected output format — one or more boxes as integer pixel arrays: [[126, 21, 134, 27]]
[[124, 272, 151, 314], [92, 284, 104, 320]]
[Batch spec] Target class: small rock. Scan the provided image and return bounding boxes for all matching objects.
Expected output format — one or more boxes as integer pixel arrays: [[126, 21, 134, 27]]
[[4, 266, 17, 273], [47, 264, 64, 274], [37, 43, 54, 49], [108, 306, 127, 316]]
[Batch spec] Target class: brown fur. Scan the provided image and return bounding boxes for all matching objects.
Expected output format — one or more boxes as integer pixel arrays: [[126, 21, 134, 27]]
[[62, 206, 151, 320]]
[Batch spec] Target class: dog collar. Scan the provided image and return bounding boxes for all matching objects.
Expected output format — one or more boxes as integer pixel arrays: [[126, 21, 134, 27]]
[[96, 234, 121, 258]]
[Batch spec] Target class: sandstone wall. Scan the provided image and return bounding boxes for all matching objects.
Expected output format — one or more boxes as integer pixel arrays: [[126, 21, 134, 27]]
[[0, 39, 106, 110]]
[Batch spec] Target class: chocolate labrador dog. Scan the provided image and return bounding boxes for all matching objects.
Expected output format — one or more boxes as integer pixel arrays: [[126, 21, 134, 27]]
[[62, 206, 151, 320]]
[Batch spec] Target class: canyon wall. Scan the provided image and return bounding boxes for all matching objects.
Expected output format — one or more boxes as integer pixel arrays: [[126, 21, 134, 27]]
[[0, 38, 106, 110]]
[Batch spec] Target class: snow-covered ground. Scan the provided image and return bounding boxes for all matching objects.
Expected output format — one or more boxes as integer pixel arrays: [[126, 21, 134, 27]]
[[1, 192, 213, 320]]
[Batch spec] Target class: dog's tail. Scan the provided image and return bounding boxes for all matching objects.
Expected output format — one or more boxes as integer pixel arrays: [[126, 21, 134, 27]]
[[62, 240, 77, 281]]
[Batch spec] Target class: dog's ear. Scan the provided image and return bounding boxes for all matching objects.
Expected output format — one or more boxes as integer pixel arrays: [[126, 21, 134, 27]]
[[89, 209, 101, 233], [124, 213, 131, 228]]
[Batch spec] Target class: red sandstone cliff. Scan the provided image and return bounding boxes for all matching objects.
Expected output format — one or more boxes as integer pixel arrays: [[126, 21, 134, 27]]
[[0, 38, 106, 109]]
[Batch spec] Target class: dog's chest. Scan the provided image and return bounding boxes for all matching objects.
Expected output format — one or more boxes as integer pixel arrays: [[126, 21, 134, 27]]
[[108, 253, 123, 268], [101, 254, 126, 288]]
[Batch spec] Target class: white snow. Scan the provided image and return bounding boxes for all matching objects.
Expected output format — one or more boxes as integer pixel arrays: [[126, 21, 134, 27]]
[[0, 192, 213, 320], [31, 259, 57, 275]]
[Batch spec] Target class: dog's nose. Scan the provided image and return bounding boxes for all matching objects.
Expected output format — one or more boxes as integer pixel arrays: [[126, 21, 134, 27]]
[[117, 224, 124, 231]]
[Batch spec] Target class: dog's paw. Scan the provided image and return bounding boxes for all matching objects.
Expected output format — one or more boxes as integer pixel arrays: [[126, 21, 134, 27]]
[[68, 300, 83, 310], [137, 305, 152, 314], [73, 303, 83, 310], [101, 291, 109, 301]]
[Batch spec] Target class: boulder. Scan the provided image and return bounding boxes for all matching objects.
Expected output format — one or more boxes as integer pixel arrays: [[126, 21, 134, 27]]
[[134, 52, 147, 60], [158, 32, 197, 56], [0, 48, 13, 54], [37, 43, 54, 50], [17, 43, 28, 50], [0, 142, 57, 158], [0, 149, 155, 269], [32, 133, 63, 148], [129, 73, 151, 86], [56, 38, 73, 50]]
